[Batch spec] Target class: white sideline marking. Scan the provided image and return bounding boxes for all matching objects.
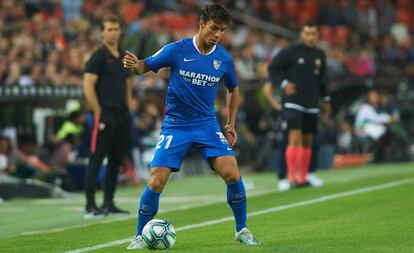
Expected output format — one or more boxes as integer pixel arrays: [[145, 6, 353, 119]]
[[64, 178, 414, 253], [22, 189, 275, 236]]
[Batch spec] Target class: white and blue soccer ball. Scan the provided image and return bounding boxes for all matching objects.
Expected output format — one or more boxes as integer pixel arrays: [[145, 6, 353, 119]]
[[142, 219, 176, 250]]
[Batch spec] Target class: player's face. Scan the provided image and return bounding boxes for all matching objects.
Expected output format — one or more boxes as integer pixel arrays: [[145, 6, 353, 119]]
[[199, 19, 227, 47], [301, 26, 318, 47], [102, 22, 121, 46], [368, 90, 380, 106]]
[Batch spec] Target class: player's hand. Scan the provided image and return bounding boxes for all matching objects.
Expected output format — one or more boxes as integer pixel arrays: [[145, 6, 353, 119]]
[[224, 124, 238, 147], [123, 50, 139, 71], [284, 82, 297, 96]]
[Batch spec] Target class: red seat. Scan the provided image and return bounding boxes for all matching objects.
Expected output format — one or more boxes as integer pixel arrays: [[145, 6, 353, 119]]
[[396, 8, 413, 27], [284, 0, 300, 18], [319, 25, 335, 45], [335, 25, 350, 46]]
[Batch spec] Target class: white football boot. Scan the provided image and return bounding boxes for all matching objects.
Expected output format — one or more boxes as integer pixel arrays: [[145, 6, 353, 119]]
[[235, 227, 261, 246], [126, 235, 146, 250], [307, 173, 324, 187]]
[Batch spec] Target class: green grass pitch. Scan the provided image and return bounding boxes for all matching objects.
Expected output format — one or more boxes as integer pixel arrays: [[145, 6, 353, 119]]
[[0, 162, 413, 252]]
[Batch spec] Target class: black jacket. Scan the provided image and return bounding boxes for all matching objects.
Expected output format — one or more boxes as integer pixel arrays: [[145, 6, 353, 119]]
[[268, 43, 329, 109]]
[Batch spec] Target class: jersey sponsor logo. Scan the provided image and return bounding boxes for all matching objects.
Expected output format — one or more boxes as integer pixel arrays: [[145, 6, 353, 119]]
[[213, 60, 221, 70], [298, 57, 305, 64], [184, 58, 196, 62], [179, 69, 220, 87]]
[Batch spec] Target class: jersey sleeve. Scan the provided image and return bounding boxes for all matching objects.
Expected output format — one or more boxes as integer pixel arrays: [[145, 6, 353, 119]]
[[268, 47, 292, 90], [84, 50, 103, 74], [144, 42, 177, 73], [223, 59, 238, 89]]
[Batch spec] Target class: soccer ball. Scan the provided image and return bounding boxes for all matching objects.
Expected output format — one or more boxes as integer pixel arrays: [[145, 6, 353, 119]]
[[142, 219, 176, 250]]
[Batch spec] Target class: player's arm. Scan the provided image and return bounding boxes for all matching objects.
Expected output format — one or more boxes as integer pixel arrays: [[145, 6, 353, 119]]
[[83, 73, 101, 117], [268, 48, 296, 96], [225, 87, 240, 147], [125, 43, 176, 75], [263, 81, 282, 111], [123, 50, 151, 74], [319, 51, 331, 115], [126, 76, 135, 111]]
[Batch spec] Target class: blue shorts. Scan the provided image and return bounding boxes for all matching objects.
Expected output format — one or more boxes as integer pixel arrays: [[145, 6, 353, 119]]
[[150, 120, 234, 171]]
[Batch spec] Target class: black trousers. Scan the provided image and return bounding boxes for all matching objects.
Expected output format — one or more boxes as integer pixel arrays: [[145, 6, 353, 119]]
[[85, 110, 131, 207]]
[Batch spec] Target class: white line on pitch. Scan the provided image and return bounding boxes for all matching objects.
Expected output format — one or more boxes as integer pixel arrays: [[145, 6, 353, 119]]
[[64, 178, 414, 253], [21, 189, 275, 236]]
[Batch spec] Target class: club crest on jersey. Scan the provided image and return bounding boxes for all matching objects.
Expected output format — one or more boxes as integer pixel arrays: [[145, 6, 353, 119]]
[[213, 60, 221, 70]]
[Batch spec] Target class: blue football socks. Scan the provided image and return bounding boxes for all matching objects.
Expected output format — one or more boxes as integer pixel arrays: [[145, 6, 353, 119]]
[[226, 177, 247, 232], [136, 186, 161, 236]]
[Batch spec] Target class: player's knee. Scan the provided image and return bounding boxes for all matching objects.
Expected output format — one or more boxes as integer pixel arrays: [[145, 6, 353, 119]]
[[222, 172, 239, 184], [148, 177, 166, 192]]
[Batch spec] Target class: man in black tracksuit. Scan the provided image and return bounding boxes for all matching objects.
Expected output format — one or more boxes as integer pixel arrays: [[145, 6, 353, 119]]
[[267, 22, 330, 188], [83, 15, 133, 218]]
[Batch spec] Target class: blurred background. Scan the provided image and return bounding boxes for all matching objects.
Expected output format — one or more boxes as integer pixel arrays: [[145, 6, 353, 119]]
[[1, 0, 414, 197]]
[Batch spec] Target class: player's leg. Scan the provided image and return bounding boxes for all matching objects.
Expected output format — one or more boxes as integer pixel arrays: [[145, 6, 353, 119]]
[[128, 124, 191, 250], [196, 120, 259, 245], [297, 132, 312, 184], [285, 109, 304, 184], [210, 156, 260, 245], [127, 167, 171, 250], [277, 131, 290, 191], [304, 115, 324, 186], [297, 112, 318, 185], [136, 167, 170, 235], [210, 156, 244, 228], [84, 113, 112, 217], [103, 116, 130, 214]]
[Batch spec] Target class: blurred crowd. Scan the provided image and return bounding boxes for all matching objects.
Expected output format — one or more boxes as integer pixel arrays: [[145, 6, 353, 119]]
[[1, 0, 414, 188], [1, 0, 414, 88]]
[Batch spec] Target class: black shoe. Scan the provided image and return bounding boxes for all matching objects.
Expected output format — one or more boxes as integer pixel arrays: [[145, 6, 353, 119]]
[[296, 181, 311, 188], [102, 204, 130, 215], [290, 181, 298, 189], [84, 206, 106, 219]]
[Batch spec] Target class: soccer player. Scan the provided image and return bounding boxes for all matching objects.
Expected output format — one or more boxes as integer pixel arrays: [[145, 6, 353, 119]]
[[83, 15, 133, 218], [123, 4, 260, 249], [267, 22, 330, 187]]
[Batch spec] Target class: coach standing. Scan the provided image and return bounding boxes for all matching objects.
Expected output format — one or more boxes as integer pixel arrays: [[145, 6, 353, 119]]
[[83, 15, 133, 218], [267, 22, 330, 187]]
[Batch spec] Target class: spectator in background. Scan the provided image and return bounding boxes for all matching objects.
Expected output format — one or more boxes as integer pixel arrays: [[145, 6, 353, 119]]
[[235, 44, 257, 81], [124, 15, 161, 60], [345, 48, 376, 77], [336, 120, 354, 154], [354, 89, 400, 161], [130, 98, 161, 182], [49, 108, 85, 170], [355, 89, 392, 142]]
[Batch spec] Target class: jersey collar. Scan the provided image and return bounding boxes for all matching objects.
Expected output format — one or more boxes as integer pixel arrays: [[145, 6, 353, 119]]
[[192, 36, 216, 55]]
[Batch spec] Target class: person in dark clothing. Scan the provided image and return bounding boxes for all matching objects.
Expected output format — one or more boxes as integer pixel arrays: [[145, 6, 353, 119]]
[[267, 22, 330, 188], [83, 15, 133, 218]]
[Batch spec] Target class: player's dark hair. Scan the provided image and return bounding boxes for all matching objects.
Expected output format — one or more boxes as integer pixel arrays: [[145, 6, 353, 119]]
[[301, 21, 318, 31], [200, 3, 232, 25], [100, 15, 121, 31]]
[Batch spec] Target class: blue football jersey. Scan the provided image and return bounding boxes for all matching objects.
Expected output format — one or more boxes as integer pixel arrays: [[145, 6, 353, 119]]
[[144, 36, 237, 123]]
